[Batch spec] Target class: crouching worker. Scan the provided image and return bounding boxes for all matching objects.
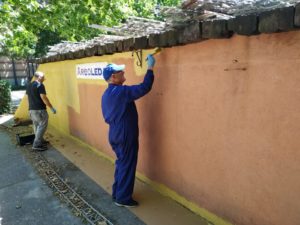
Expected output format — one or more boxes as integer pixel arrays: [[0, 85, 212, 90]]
[[26, 71, 56, 151], [101, 54, 156, 207]]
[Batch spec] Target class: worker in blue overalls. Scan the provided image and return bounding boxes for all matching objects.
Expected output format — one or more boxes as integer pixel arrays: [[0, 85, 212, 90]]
[[101, 54, 156, 207]]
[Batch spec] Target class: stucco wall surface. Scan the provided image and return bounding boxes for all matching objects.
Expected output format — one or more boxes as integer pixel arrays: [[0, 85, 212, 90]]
[[137, 31, 300, 225], [15, 31, 300, 225]]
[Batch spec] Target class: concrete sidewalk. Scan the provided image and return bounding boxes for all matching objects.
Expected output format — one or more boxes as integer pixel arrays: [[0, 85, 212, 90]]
[[0, 122, 212, 225], [0, 121, 148, 225], [0, 128, 84, 225]]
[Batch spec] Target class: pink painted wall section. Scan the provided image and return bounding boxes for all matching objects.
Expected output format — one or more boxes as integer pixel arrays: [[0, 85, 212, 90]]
[[69, 31, 300, 225]]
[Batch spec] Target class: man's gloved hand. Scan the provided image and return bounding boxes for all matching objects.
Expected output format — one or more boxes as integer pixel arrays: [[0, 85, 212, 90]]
[[51, 107, 57, 114], [146, 54, 155, 68]]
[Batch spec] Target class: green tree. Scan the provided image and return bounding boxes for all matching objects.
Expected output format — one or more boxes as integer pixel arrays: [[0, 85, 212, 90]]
[[0, 80, 11, 114], [0, 0, 181, 59]]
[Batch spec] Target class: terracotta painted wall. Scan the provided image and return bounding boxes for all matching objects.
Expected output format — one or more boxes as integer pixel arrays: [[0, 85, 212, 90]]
[[140, 31, 300, 225], [15, 31, 300, 225]]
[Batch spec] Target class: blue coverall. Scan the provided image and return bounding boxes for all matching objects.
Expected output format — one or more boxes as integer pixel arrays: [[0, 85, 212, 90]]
[[101, 70, 154, 204]]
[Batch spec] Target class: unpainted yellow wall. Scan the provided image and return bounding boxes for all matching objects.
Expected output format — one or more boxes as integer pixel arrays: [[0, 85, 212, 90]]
[[15, 51, 153, 133]]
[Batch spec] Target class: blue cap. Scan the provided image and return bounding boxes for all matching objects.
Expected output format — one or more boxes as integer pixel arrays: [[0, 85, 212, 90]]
[[103, 63, 125, 81]]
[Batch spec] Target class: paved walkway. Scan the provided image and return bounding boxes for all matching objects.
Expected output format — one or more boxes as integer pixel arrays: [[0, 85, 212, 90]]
[[0, 120, 150, 225], [0, 122, 211, 225], [0, 128, 84, 225]]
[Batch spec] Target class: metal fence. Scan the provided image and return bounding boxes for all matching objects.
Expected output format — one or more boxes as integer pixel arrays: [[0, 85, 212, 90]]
[[0, 57, 38, 87]]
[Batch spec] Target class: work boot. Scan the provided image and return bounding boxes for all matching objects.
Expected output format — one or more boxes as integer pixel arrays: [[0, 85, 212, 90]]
[[42, 139, 50, 145]]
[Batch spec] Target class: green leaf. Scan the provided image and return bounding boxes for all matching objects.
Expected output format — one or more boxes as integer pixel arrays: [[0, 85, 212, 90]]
[[0, 0, 180, 58]]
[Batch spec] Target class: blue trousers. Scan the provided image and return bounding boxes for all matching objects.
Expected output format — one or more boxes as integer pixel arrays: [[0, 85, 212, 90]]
[[110, 136, 138, 203]]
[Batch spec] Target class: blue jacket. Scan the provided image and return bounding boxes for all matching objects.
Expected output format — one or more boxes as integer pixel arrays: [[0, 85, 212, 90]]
[[102, 70, 154, 144]]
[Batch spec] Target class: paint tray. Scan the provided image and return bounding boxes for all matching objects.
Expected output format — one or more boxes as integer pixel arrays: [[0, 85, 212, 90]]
[[16, 133, 35, 146]]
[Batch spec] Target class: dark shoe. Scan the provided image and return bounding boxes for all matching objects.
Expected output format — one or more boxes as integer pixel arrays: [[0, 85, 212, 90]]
[[114, 199, 139, 208], [42, 140, 50, 145], [32, 145, 48, 151]]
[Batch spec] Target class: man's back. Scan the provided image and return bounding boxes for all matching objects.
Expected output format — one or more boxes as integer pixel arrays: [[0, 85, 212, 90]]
[[101, 70, 154, 126], [26, 81, 46, 110]]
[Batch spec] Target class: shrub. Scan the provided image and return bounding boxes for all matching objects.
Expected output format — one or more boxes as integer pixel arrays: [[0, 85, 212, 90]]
[[0, 80, 11, 114], [11, 85, 26, 91]]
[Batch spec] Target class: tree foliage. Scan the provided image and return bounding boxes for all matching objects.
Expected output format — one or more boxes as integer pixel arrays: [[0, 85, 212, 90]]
[[0, 80, 11, 114], [0, 0, 181, 58]]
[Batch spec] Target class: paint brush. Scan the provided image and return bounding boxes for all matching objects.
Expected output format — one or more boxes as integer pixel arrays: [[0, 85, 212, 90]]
[[146, 48, 162, 62], [152, 48, 162, 56]]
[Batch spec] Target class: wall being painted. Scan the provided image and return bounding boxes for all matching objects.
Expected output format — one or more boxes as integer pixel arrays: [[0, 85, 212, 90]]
[[16, 31, 300, 225]]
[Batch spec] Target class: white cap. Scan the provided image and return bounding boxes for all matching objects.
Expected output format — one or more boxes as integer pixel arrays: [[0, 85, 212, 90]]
[[34, 71, 44, 78]]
